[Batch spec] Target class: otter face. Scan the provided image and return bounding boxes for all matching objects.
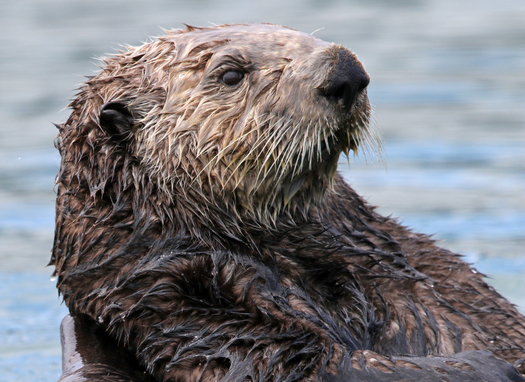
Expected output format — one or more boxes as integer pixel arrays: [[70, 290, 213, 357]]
[[84, 24, 376, 218]]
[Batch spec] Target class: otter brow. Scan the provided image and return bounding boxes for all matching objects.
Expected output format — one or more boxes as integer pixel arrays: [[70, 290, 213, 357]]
[[209, 54, 253, 74], [187, 40, 229, 56]]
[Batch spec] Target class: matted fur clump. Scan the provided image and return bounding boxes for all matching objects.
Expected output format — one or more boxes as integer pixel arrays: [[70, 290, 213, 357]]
[[52, 24, 525, 382]]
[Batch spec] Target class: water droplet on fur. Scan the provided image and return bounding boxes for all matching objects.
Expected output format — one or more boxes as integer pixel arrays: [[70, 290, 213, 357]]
[[50, 275, 56, 282], [98, 316, 104, 324]]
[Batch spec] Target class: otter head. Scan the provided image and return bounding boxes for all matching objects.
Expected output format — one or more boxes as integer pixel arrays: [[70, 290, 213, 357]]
[[54, 24, 377, 246]]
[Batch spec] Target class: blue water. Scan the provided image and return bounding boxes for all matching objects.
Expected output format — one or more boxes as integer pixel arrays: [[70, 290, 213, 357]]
[[0, 274, 67, 382], [1, 0, 524, 380]]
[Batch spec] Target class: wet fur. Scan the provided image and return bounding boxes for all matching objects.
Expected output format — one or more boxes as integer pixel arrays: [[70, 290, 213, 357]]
[[52, 24, 525, 381]]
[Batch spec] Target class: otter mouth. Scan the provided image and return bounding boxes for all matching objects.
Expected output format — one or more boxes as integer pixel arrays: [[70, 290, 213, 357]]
[[315, 48, 376, 161], [279, 91, 370, 186], [336, 95, 371, 152]]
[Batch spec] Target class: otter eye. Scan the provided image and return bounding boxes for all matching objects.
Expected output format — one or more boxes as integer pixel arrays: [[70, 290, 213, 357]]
[[221, 70, 244, 86]]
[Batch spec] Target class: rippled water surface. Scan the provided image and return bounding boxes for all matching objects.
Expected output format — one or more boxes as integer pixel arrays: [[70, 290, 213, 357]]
[[1, 0, 524, 380]]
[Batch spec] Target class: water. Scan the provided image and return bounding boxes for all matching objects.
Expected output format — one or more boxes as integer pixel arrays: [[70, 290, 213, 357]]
[[1, 0, 524, 380]]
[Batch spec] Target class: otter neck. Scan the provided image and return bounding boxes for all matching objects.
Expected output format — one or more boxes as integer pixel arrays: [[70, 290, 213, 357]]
[[52, 170, 321, 271]]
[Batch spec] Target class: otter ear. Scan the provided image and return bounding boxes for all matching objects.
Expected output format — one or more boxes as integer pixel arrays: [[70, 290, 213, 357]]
[[99, 101, 133, 138]]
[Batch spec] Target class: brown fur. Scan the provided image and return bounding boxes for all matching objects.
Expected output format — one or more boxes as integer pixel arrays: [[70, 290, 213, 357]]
[[51, 23, 525, 381]]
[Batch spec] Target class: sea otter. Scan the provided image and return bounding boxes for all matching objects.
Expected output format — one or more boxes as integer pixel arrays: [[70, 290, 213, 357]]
[[51, 23, 525, 381]]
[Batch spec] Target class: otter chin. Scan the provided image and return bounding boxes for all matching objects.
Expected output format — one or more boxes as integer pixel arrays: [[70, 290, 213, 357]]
[[52, 24, 525, 382]]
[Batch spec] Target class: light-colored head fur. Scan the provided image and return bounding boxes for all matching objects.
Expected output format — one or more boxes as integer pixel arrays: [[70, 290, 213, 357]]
[[57, 23, 378, 238]]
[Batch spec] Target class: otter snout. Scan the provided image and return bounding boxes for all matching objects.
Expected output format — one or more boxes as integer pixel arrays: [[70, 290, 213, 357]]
[[323, 49, 370, 109]]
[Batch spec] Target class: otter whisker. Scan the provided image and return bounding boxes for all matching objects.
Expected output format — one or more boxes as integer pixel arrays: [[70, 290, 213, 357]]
[[268, 122, 301, 182], [220, 131, 281, 191], [253, 116, 294, 182], [352, 108, 384, 165], [190, 118, 271, 186], [290, 119, 312, 178], [224, 116, 286, 189], [279, 119, 303, 175]]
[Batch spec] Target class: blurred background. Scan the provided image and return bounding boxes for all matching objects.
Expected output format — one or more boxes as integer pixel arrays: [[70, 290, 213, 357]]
[[0, 0, 524, 380]]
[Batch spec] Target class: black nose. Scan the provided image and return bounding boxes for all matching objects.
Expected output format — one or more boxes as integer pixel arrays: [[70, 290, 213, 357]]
[[323, 49, 370, 109]]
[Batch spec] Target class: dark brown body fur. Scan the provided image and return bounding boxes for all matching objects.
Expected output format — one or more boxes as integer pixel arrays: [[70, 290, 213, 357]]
[[52, 24, 525, 381]]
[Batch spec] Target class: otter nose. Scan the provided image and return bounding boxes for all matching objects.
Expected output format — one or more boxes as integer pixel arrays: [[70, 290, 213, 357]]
[[324, 49, 370, 109]]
